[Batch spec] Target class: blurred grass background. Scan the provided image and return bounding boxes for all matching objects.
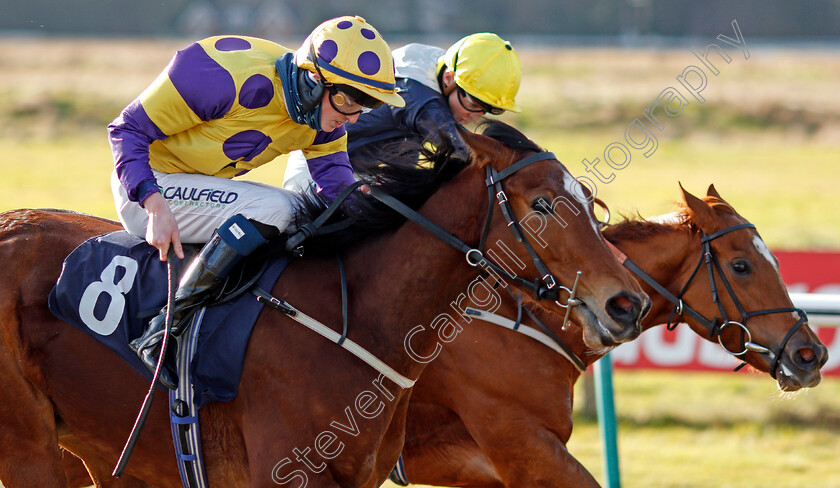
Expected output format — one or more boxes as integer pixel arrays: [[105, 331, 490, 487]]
[[2, 38, 839, 248], [1, 37, 839, 487], [2, 38, 838, 249]]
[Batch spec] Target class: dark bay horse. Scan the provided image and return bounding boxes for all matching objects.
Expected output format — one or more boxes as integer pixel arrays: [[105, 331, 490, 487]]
[[0, 122, 648, 487], [392, 185, 828, 487]]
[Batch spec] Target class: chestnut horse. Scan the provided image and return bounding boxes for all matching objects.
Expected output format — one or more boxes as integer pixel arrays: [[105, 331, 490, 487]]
[[0, 122, 648, 487], [390, 185, 828, 487]]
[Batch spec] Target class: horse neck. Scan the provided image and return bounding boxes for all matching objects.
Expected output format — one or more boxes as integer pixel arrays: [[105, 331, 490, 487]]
[[343, 164, 491, 380], [552, 221, 700, 373], [477, 219, 702, 374], [608, 220, 699, 331]]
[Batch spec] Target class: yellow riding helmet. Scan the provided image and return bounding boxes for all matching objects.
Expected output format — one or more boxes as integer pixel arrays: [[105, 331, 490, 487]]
[[296, 16, 405, 108], [437, 33, 522, 113]]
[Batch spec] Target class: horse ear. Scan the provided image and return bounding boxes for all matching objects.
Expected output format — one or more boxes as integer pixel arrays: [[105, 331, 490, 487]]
[[707, 184, 723, 199], [680, 183, 715, 228]]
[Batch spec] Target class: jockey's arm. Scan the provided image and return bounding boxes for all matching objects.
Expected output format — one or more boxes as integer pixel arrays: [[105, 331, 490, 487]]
[[411, 97, 469, 160], [108, 101, 169, 206], [394, 79, 469, 160], [141, 191, 184, 261], [302, 126, 357, 203], [108, 95, 199, 261]]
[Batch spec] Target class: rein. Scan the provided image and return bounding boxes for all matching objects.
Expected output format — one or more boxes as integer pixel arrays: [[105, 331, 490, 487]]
[[287, 152, 581, 303], [613, 222, 806, 379], [286, 180, 365, 256], [367, 152, 580, 304], [279, 151, 588, 379], [364, 152, 589, 371]]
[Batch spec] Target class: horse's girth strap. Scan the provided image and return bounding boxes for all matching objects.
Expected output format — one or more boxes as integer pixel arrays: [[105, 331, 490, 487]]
[[252, 287, 415, 389]]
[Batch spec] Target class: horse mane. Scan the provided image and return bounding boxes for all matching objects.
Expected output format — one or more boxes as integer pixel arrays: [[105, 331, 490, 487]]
[[604, 212, 682, 243], [605, 195, 738, 243], [293, 120, 543, 255], [476, 119, 544, 154]]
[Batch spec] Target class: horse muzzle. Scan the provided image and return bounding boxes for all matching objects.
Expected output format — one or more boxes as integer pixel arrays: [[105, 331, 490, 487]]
[[575, 291, 649, 348], [775, 340, 828, 391]]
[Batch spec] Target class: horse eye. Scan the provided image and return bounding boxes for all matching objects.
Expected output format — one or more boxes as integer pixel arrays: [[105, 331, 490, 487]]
[[531, 198, 552, 215], [731, 259, 752, 275]]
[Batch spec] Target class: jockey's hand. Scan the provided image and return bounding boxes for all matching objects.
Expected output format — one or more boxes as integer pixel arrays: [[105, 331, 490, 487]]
[[142, 192, 184, 261]]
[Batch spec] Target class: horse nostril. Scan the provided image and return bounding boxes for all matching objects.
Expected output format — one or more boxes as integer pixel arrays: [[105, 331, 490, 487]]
[[640, 296, 651, 319], [606, 293, 642, 327], [611, 295, 634, 315], [795, 347, 819, 368], [799, 347, 815, 363], [818, 345, 829, 367]]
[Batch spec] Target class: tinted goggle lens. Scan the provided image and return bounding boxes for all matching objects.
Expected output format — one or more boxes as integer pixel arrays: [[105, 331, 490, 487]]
[[329, 89, 381, 116], [457, 87, 504, 115]]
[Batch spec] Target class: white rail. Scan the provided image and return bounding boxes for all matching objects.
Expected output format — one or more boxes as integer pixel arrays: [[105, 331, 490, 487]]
[[790, 293, 840, 327]]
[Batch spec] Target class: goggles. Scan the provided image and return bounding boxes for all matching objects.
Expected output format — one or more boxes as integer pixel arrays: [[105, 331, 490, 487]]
[[327, 87, 380, 116], [456, 86, 505, 115]]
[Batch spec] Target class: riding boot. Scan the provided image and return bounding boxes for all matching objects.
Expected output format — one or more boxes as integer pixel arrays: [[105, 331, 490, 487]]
[[130, 214, 268, 389]]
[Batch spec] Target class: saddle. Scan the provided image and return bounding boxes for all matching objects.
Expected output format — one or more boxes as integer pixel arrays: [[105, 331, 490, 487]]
[[48, 230, 291, 407]]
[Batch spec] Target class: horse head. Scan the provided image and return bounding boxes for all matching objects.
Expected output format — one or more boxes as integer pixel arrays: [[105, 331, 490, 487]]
[[674, 184, 827, 391], [456, 122, 650, 349]]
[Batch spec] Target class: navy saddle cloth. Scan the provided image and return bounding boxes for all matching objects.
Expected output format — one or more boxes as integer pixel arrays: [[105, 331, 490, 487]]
[[48, 231, 290, 408]]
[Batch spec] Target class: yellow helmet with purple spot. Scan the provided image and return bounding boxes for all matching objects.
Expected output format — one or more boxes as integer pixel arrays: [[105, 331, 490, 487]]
[[297, 16, 405, 108]]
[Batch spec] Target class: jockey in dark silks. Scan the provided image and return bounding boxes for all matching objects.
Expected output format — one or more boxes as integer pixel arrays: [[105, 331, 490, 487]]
[[283, 32, 522, 191]]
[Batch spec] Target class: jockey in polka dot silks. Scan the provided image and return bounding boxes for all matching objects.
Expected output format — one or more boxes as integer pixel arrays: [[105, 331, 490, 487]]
[[108, 16, 404, 389]]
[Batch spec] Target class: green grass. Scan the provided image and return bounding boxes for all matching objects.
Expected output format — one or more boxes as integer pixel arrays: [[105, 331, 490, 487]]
[[0, 137, 116, 217], [564, 371, 840, 488], [536, 130, 840, 249]]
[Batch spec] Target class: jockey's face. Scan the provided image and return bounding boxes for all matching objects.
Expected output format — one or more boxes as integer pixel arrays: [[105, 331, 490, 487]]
[[447, 89, 485, 125], [441, 70, 484, 125], [319, 90, 361, 131], [309, 72, 361, 131]]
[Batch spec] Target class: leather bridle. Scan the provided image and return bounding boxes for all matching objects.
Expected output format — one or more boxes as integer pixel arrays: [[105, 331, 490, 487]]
[[618, 222, 807, 379], [366, 151, 583, 306]]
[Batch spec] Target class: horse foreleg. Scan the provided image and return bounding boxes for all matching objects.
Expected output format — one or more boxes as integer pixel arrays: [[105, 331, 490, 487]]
[[0, 346, 68, 486], [61, 450, 93, 488], [61, 436, 154, 488], [466, 424, 600, 488]]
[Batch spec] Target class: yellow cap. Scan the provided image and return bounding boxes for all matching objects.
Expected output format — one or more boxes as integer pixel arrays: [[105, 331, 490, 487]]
[[297, 16, 404, 107], [438, 33, 521, 113]]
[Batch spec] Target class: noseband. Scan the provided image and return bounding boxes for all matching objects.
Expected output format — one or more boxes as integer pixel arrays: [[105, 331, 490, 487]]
[[620, 222, 807, 379]]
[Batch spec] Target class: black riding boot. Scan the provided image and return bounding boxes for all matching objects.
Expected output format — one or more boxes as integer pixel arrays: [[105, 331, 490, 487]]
[[130, 215, 267, 389]]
